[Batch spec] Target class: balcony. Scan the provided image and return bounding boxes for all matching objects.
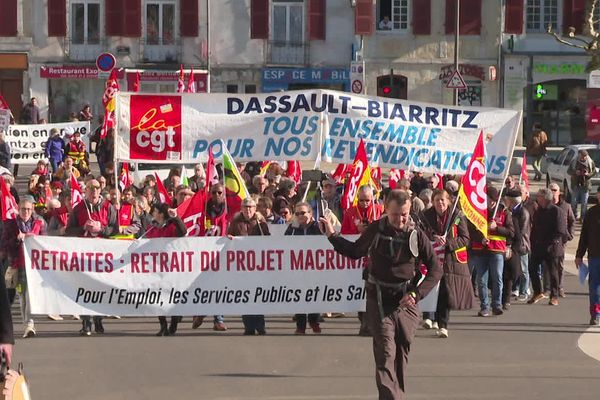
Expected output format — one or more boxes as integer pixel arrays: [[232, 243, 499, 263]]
[[140, 37, 182, 63], [67, 37, 107, 62], [267, 41, 309, 66]]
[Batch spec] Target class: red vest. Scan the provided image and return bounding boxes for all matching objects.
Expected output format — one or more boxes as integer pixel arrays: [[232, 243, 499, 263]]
[[145, 222, 181, 238], [472, 211, 508, 253], [118, 203, 134, 228], [340, 204, 383, 234], [73, 200, 112, 237]]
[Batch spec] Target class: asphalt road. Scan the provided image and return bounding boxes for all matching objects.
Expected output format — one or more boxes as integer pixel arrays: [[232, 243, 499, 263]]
[[7, 167, 600, 400]]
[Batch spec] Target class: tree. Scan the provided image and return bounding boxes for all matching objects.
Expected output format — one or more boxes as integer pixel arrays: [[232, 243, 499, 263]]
[[547, 0, 600, 71]]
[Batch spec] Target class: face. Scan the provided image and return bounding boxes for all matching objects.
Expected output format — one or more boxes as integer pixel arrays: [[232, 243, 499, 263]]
[[31, 98, 37, 106], [99, 176, 107, 188], [257, 201, 270, 216], [85, 180, 101, 203], [294, 204, 312, 226], [549, 185, 560, 202], [580, 153, 588, 161], [123, 190, 134, 203], [211, 185, 225, 204], [151, 209, 165, 224], [18, 202, 33, 220], [536, 193, 549, 208], [72, 134, 81, 142], [171, 175, 181, 187], [194, 165, 204, 177], [177, 191, 192, 205], [280, 207, 292, 222], [505, 177, 514, 188], [385, 200, 412, 230], [357, 191, 373, 208], [322, 182, 335, 196], [255, 177, 268, 192], [65, 158, 73, 168], [487, 195, 497, 210], [144, 189, 155, 203], [241, 202, 256, 219], [433, 193, 449, 215]]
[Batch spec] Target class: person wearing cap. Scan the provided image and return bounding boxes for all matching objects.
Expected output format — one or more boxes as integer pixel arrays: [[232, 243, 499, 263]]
[[227, 197, 270, 335], [174, 185, 194, 207], [273, 178, 297, 215], [31, 159, 50, 180], [469, 184, 514, 317], [321, 174, 343, 221], [568, 149, 596, 221], [528, 188, 568, 306], [444, 180, 459, 201], [548, 182, 575, 298], [65, 130, 89, 175], [575, 186, 600, 325], [66, 179, 119, 335], [502, 188, 530, 310], [45, 128, 65, 173]]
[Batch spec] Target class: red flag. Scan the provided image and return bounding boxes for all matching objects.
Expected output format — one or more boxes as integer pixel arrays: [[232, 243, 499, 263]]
[[259, 161, 272, 177], [100, 69, 120, 139], [45, 185, 54, 207], [154, 172, 173, 205], [0, 176, 18, 221], [458, 131, 488, 238], [286, 161, 301, 184], [436, 173, 444, 190], [187, 67, 196, 93], [341, 139, 371, 210], [132, 71, 141, 93], [332, 164, 351, 184], [205, 147, 219, 194], [70, 174, 83, 209], [119, 163, 130, 191], [370, 166, 382, 191], [388, 168, 405, 189], [0, 93, 11, 111], [520, 153, 530, 191], [176, 189, 207, 236], [177, 65, 185, 93]]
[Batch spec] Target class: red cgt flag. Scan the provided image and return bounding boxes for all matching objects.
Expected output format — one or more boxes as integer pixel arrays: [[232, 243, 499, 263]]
[[0, 176, 18, 221], [388, 168, 405, 189], [119, 162, 131, 191], [458, 131, 488, 238], [70, 174, 83, 209], [100, 69, 120, 139], [286, 161, 302, 185], [520, 153, 530, 192], [132, 71, 141, 93], [187, 67, 196, 93], [155, 172, 173, 205], [177, 65, 185, 93], [205, 146, 219, 194], [0, 92, 11, 111], [332, 164, 351, 184], [341, 139, 371, 210], [176, 189, 207, 236]]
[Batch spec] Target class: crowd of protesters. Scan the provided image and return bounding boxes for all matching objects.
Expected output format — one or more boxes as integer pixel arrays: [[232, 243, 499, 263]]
[[0, 107, 599, 342]]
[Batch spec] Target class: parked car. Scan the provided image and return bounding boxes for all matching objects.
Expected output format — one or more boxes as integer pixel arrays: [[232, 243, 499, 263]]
[[545, 144, 600, 201]]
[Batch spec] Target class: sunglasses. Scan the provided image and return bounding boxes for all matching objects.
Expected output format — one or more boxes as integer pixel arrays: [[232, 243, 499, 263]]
[[550, 188, 558, 192], [295, 211, 308, 216], [211, 191, 223, 195]]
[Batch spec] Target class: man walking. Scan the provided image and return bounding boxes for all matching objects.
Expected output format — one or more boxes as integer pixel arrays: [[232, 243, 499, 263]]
[[528, 188, 568, 306], [549, 182, 575, 297], [568, 149, 596, 221], [575, 187, 600, 326]]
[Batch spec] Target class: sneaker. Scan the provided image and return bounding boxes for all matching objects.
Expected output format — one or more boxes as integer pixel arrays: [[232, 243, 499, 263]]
[[436, 328, 449, 338], [191, 316, 205, 329], [492, 307, 504, 316], [22, 325, 36, 338], [79, 326, 92, 336], [559, 288, 566, 298], [243, 330, 255, 335], [94, 319, 105, 334], [502, 303, 511, 311], [294, 327, 306, 335], [549, 297, 559, 306], [517, 294, 528, 302], [213, 322, 227, 331], [510, 290, 519, 298], [257, 329, 267, 335], [478, 309, 490, 317], [542, 291, 550, 299], [431, 321, 439, 330], [47, 314, 63, 321], [589, 317, 600, 326], [309, 322, 322, 334], [422, 319, 433, 329], [527, 293, 545, 304]]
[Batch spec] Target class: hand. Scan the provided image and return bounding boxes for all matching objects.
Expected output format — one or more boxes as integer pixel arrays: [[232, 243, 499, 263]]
[[489, 221, 497, 230], [17, 232, 25, 242], [319, 217, 335, 237], [575, 257, 583, 269], [482, 238, 489, 247], [398, 292, 416, 309], [433, 234, 446, 246], [0, 343, 13, 366], [226, 234, 234, 240], [167, 208, 177, 218], [357, 223, 368, 234], [85, 220, 102, 234]]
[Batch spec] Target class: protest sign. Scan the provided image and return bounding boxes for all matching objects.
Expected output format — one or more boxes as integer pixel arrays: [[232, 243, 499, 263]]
[[6, 121, 91, 164], [24, 235, 438, 316], [116, 90, 521, 179]]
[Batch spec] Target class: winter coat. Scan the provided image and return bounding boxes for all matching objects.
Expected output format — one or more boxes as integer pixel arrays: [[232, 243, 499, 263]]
[[45, 135, 65, 162], [227, 212, 270, 237]]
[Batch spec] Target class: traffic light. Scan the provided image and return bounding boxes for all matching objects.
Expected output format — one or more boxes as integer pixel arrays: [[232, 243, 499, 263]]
[[377, 75, 407, 99]]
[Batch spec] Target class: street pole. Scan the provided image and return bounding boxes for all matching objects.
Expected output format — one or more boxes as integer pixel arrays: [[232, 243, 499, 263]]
[[453, 0, 460, 106]]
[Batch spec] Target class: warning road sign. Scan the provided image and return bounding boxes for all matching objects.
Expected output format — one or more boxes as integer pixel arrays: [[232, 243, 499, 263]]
[[352, 79, 363, 94], [446, 69, 467, 89]]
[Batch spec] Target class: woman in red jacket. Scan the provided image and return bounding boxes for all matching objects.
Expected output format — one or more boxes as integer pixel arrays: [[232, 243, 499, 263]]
[[145, 202, 187, 336]]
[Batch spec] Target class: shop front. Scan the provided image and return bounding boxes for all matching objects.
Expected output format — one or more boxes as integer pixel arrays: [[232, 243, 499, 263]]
[[262, 67, 350, 93], [125, 69, 208, 93], [0, 53, 28, 121]]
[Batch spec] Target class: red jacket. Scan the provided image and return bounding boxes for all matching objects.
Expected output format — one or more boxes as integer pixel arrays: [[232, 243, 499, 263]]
[[66, 200, 118, 238], [1, 216, 47, 268], [145, 218, 187, 238], [340, 203, 383, 234]]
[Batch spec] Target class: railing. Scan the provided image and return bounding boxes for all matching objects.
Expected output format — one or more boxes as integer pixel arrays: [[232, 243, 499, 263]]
[[267, 40, 309, 66], [140, 37, 182, 63], [66, 37, 108, 61]]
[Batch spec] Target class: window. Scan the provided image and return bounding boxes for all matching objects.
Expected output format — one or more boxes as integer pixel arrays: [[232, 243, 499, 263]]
[[71, 1, 100, 44], [273, 0, 304, 43], [526, 0, 559, 33], [226, 85, 239, 93], [145, 1, 175, 44], [245, 84, 257, 93], [378, 0, 409, 31]]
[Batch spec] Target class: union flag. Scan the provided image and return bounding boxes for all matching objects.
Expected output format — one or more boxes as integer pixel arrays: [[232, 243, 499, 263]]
[[458, 131, 488, 238]]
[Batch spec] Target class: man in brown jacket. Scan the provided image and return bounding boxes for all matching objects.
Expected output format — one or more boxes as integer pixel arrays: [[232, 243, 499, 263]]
[[320, 190, 441, 400], [526, 123, 548, 181]]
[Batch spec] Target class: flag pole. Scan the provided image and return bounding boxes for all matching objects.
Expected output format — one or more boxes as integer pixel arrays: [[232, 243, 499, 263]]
[[491, 184, 505, 219], [443, 191, 460, 235]]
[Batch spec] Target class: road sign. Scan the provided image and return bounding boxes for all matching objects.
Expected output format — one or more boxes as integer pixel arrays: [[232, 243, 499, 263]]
[[350, 61, 365, 94], [96, 53, 116, 72], [446, 69, 467, 89], [352, 79, 363, 94]]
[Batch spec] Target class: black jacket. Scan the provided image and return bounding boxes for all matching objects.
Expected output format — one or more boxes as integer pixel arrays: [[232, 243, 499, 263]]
[[510, 203, 530, 255], [0, 273, 14, 344]]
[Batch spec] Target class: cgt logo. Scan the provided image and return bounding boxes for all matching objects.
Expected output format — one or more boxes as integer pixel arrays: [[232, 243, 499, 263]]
[[130, 95, 182, 160]]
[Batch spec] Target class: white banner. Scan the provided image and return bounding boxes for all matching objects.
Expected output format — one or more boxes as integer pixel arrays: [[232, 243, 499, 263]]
[[6, 121, 91, 165], [24, 235, 438, 316], [116, 90, 521, 179]]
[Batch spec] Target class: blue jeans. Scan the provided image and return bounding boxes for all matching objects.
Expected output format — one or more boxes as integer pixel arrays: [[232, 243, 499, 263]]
[[518, 254, 530, 296], [572, 186, 589, 220], [472, 252, 504, 310], [589, 258, 600, 318]]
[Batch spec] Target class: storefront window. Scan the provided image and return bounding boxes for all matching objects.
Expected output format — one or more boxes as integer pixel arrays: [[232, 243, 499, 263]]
[[71, 1, 100, 45], [273, 0, 304, 44], [526, 0, 558, 33], [146, 1, 175, 45], [377, 0, 409, 31]]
